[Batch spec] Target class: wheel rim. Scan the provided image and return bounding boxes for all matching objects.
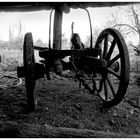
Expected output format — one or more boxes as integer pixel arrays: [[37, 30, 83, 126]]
[[95, 28, 130, 105], [24, 32, 36, 111]]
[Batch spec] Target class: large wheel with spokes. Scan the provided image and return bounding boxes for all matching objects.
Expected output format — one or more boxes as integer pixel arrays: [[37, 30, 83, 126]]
[[24, 33, 36, 111], [95, 28, 130, 107]]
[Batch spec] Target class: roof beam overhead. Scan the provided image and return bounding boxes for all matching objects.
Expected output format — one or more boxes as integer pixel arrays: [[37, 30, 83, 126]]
[[0, 2, 134, 13]]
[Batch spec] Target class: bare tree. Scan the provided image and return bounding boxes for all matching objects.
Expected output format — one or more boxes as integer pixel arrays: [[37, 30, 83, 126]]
[[8, 20, 24, 50], [112, 4, 140, 55], [62, 33, 70, 49], [84, 28, 101, 48]]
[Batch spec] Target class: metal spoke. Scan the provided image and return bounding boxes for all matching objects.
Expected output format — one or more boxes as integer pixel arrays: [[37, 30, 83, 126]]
[[107, 75, 116, 97], [107, 54, 120, 66], [106, 39, 116, 61], [103, 35, 108, 58], [104, 79, 108, 101], [106, 67, 121, 79]]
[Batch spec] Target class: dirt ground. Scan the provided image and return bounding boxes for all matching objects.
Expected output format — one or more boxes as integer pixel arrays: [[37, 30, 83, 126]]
[[0, 71, 140, 136]]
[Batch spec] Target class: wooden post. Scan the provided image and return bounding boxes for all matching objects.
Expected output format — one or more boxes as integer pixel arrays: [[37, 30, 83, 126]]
[[53, 7, 63, 50]]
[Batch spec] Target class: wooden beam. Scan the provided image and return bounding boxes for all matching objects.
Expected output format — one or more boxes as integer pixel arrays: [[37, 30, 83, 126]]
[[53, 7, 63, 50], [0, 2, 134, 12], [0, 121, 140, 138]]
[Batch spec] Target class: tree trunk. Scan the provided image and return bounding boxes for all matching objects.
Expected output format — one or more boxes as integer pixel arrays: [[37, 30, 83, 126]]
[[138, 33, 140, 50]]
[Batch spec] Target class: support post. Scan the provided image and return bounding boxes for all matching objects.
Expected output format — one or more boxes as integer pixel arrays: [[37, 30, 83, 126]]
[[53, 7, 63, 50]]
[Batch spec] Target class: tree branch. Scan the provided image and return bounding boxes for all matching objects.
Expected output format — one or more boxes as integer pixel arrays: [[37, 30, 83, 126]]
[[114, 24, 138, 33], [130, 44, 140, 55], [131, 4, 140, 33]]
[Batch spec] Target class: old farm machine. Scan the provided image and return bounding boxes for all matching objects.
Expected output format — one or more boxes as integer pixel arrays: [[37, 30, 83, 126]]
[[13, 2, 130, 112]]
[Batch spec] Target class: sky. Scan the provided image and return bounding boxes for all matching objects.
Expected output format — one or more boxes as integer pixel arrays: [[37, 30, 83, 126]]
[[0, 5, 125, 43], [0, 4, 139, 46]]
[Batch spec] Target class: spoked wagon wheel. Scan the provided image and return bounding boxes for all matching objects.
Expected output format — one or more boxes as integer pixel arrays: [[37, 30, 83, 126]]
[[24, 33, 36, 111], [95, 28, 130, 107]]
